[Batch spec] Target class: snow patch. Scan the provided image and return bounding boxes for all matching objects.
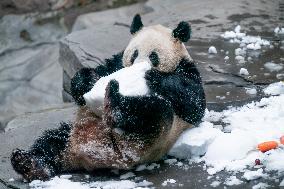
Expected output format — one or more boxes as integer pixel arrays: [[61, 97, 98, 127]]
[[161, 179, 176, 186], [208, 46, 217, 54], [263, 82, 284, 95], [264, 62, 283, 72], [243, 168, 267, 181], [224, 176, 243, 186], [239, 68, 249, 75], [168, 122, 222, 159]]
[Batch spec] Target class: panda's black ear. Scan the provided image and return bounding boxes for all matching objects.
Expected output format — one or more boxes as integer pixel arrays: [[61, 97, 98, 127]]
[[172, 21, 191, 42], [130, 14, 143, 34]]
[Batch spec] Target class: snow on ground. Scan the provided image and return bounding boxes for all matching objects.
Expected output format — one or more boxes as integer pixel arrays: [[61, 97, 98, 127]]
[[274, 27, 284, 35], [220, 25, 271, 72], [239, 68, 249, 75], [170, 81, 284, 185], [29, 176, 153, 189], [208, 46, 217, 54]]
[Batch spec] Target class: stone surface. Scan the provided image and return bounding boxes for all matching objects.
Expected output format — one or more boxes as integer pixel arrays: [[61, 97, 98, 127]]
[[0, 12, 66, 55], [0, 43, 63, 130], [0, 12, 68, 130], [0, 104, 76, 189]]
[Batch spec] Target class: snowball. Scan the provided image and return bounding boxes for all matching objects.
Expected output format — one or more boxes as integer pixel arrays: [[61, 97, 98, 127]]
[[274, 27, 284, 34], [239, 68, 249, 75], [161, 179, 176, 186], [59, 175, 72, 179], [263, 82, 284, 95], [164, 158, 178, 165], [235, 55, 245, 61], [224, 176, 243, 186], [84, 61, 151, 116], [210, 181, 221, 187], [247, 43, 261, 50], [252, 183, 270, 189], [245, 88, 257, 95], [264, 62, 283, 72], [235, 48, 246, 56], [208, 46, 217, 54], [119, 172, 135, 180], [168, 122, 222, 159], [243, 169, 266, 181], [234, 25, 241, 33]]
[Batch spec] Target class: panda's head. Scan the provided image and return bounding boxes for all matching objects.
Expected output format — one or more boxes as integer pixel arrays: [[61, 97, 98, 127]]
[[123, 14, 191, 72]]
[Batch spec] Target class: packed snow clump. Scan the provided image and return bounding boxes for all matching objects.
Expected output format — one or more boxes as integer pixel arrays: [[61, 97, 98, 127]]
[[221, 25, 270, 50], [274, 27, 284, 35], [169, 82, 284, 178], [83, 61, 151, 116], [264, 62, 283, 72], [208, 46, 217, 54], [239, 68, 249, 75], [263, 81, 284, 95]]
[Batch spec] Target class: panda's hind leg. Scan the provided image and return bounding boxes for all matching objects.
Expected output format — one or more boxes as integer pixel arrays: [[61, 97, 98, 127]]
[[104, 80, 174, 134], [11, 149, 50, 181], [10, 122, 72, 181]]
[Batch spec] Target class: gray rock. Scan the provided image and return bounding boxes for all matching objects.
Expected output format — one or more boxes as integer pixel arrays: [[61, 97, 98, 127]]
[[0, 43, 63, 130], [0, 12, 66, 55], [0, 104, 76, 189]]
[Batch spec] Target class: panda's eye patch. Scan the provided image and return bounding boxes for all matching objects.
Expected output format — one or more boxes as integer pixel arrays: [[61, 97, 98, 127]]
[[149, 51, 159, 67], [130, 50, 138, 64]]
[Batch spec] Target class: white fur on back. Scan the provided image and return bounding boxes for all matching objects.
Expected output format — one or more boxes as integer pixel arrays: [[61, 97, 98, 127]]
[[83, 61, 151, 116]]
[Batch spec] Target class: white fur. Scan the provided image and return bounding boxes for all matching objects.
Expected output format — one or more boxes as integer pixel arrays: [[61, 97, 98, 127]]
[[83, 61, 151, 116], [123, 25, 191, 72]]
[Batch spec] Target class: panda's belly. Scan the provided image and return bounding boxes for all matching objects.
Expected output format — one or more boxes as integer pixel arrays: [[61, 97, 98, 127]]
[[66, 109, 191, 171]]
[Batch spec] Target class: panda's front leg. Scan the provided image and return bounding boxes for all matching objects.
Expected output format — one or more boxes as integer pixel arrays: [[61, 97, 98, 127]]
[[104, 80, 174, 134], [145, 68, 206, 125]]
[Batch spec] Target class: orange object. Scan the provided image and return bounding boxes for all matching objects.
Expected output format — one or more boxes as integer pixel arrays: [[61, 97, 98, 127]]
[[257, 141, 278, 152], [280, 136, 284, 145]]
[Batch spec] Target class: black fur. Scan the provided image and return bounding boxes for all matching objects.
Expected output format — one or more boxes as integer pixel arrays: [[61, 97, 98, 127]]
[[30, 122, 72, 174], [172, 21, 191, 42], [11, 122, 72, 180], [130, 14, 143, 34], [149, 51, 159, 67], [71, 52, 124, 106], [130, 50, 138, 64], [145, 58, 206, 125], [105, 80, 174, 134]]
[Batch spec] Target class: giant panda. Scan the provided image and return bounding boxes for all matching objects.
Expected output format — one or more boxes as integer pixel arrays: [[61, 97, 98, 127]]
[[10, 14, 206, 181]]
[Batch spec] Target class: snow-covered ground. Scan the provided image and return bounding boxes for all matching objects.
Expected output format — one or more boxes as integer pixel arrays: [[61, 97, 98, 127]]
[[170, 81, 284, 187]]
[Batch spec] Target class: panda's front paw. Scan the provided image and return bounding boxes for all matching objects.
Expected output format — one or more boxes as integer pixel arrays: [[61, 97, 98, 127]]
[[145, 69, 165, 92]]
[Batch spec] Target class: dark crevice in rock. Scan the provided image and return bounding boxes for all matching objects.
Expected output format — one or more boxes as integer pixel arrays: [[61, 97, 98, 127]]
[[208, 65, 254, 84], [204, 80, 248, 87], [114, 22, 130, 28], [78, 46, 104, 65], [0, 41, 56, 57], [0, 178, 19, 189]]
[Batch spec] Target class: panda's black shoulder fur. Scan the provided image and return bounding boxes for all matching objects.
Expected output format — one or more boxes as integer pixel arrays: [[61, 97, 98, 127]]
[[145, 58, 206, 125], [70, 51, 124, 106]]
